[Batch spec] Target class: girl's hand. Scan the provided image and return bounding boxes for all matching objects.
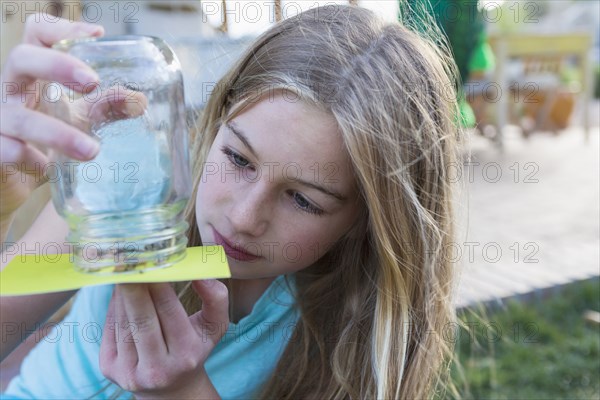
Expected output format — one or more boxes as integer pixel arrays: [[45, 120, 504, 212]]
[[99, 280, 230, 399], [0, 15, 104, 222]]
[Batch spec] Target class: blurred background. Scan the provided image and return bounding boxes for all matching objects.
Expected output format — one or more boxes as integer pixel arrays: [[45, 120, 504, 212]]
[[1, 0, 599, 398]]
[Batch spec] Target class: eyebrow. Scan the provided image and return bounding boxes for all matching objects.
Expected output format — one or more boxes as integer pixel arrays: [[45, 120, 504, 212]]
[[227, 121, 259, 159], [225, 121, 348, 202]]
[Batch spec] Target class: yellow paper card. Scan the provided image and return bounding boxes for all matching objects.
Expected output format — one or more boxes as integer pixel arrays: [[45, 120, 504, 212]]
[[0, 246, 230, 296]]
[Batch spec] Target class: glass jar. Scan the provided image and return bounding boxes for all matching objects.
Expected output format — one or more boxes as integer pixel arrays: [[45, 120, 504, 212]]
[[48, 36, 191, 274]]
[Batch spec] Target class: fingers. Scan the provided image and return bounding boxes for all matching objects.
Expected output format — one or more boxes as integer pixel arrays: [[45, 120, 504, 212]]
[[2, 45, 99, 95], [0, 135, 48, 176], [0, 105, 99, 160], [0, 16, 105, 224], [114, 286, 142, 368], [100, 289, 118, 372], [23, 14, 104, 47], [100, 283, 225, 395], [190, 280, 230, 346], [100, 287, 139, 383], [98, 281, 230, 396], [103, 282, 229, 370], [38, 86, 148, 141], [1, 45, 101, 161], [0, 17, 104, 185], [85, 87, 149, 126], [148, 283, 198, 355], [118, 284, 168, 364]]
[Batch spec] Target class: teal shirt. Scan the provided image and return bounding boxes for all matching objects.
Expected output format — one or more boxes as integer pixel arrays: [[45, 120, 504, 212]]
[[2, 275, 299, 399]]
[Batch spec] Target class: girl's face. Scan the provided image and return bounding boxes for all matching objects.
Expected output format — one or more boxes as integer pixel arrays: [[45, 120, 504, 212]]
[[195, 94, 362, 279]]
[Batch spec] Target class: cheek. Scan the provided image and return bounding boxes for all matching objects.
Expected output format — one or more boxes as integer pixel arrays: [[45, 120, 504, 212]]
[[289, 210, 360, 265], [196, 142, 230, 213], [194, 181, 208, 224], [195, 169, 223, 224], [281, 226, 338, 267]]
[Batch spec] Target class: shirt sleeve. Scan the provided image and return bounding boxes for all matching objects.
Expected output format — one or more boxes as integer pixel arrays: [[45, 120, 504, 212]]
[[1, 285, 129, 400]]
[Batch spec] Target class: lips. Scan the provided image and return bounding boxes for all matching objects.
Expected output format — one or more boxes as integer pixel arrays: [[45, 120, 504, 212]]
[[211, 227, 262, 262]]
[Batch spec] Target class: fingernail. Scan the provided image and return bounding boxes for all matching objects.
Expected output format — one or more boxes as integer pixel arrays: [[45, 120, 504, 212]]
[[75, 136, 100, 159], [73, 68, 99, 86], [75, 22, 104, 37], [80, 23, 104, 35]]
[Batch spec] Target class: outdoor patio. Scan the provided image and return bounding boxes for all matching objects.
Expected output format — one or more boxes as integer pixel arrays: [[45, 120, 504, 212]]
[[455, 106, 599, 308]]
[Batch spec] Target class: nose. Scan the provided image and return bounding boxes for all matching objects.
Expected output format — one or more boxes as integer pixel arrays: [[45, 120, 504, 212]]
[[227, 182, 269, 238]]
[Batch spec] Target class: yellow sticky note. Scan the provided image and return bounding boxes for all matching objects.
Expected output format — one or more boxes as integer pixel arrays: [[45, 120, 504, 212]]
[[0, 246, 230, 296]]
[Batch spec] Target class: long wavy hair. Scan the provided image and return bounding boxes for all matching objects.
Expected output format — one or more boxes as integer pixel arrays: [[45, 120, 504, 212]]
[[107, 3, 463, 399]]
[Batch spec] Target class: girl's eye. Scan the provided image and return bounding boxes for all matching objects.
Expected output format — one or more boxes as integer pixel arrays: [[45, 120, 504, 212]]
[[221, 146, 323, 216], [291, 192, 324, 216], [221, 147, 250, 168]]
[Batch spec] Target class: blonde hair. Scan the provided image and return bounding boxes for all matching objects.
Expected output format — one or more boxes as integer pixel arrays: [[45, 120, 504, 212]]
[[108, 4, 463, 399], [176, 6, 459, 399]]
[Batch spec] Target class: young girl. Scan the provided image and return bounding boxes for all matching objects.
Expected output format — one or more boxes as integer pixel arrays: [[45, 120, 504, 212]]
[[0, 4, 463, 399]]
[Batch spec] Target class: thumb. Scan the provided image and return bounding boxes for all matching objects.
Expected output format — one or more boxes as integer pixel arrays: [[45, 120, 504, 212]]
[[189, 279, 230, 345]]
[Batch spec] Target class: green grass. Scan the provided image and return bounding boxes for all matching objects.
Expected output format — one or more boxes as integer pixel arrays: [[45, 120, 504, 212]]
[[446, 278, 600, 400]]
